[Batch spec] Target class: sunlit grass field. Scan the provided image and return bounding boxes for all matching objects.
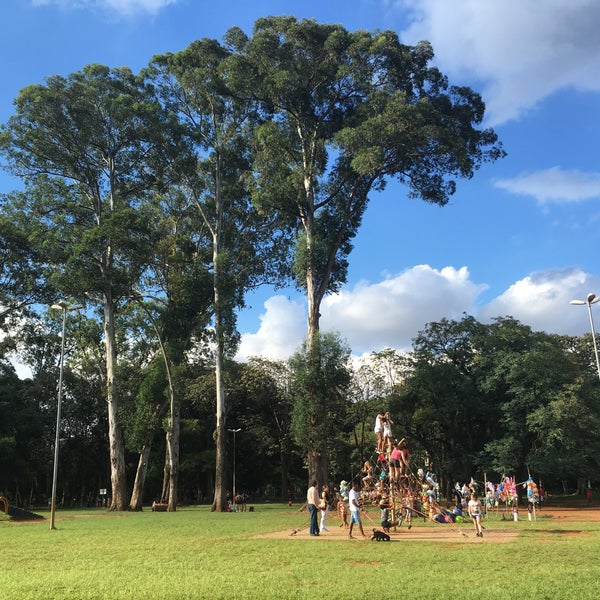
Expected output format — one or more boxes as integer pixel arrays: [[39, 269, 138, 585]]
[[2, 500, 599, 599]]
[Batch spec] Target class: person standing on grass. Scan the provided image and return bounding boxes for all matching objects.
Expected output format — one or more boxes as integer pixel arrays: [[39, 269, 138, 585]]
[[348, 482, 367, 539], [307, 480, 320, 536], [337, 494, 349, 529], [468, 492, 483, 537]]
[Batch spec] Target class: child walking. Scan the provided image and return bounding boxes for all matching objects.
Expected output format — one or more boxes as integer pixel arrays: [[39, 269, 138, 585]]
[[468, 492, 483, 537]]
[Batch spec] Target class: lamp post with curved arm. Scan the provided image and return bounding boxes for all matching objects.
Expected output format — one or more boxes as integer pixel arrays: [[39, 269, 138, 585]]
[[570, 292, 600, 382], [49, 301, 81, 530]]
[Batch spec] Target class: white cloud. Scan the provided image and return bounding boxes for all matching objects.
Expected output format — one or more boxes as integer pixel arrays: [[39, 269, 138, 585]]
[[397, 0, 600, 125], [237, 265, 488, 360], [321, 265, 487, 354], [237, 265, 600, 362], [478, 266, 600, 336], [31, 0, 177, 17], [236, 295, 307, 361], [494, 167, 600, 204]]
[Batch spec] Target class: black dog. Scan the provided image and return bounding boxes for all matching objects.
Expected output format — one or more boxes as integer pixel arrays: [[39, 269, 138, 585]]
[[371, 528, 391, 542]]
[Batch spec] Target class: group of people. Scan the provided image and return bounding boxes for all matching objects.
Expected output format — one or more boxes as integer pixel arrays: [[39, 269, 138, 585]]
[[303, 410, 523, 540], [306, 480, 368, 538]]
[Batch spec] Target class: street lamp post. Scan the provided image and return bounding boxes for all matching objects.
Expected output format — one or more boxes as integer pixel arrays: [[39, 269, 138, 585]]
[[227, 428, 241, 502], [570, 292, 600, 382], [49, 301, 81, 530]]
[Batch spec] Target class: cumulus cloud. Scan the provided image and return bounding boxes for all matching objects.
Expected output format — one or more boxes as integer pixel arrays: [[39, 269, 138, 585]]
[[236, 295, 307, 361], [478, 266, 600, 336], [31, 0, 176, 17], [321, 265, 487, 354], [396, 0, 600, 125], [494, 167, 600, 204], [237, 265, 488, 360], [237, 265, 600, 361]]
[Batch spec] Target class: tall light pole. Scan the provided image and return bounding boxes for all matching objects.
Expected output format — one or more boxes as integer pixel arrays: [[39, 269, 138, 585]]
[[49, 301, 81, 530], [227, 428, 241, 501], [570, 292, 600, 382]]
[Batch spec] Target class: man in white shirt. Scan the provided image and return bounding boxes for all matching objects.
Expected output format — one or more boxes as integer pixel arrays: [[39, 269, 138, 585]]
[[307, 480, 320, 536], [348, 482, 366, 539]]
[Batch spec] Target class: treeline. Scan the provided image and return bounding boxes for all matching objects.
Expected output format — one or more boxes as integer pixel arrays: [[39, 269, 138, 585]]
[[2, 313, 599, 508], [0, 16, 508, 509]]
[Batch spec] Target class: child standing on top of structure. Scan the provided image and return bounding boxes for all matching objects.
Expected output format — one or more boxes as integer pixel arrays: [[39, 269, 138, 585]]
[[374, 410, 386, 453], [383, 412, 394, 453]]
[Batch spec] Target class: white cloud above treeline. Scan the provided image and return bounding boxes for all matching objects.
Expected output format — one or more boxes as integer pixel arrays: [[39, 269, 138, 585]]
[[397, 0, 600, 126], [236, 265, 600, 362]]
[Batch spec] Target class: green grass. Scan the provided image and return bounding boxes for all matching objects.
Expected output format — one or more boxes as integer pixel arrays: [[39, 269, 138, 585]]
[[1, 503, 599, 599]]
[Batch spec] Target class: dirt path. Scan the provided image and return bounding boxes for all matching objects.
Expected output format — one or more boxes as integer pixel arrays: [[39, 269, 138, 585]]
[[256, 504, 600, 543]]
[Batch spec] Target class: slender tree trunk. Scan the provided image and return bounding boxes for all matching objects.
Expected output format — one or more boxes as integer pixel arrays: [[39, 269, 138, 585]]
[[211, 155, 228, 513], [136, 299, 179, 511], [129, 444, 152, 511], [104, 299, 127, 511], [280, 446, 288, 502], [167, 399, 180, 511], [211, 252, 227, 512], [161, 442, 170, 503]]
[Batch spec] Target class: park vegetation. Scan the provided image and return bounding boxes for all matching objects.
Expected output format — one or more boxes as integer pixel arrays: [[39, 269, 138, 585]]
[[3, 17, 596, 512]]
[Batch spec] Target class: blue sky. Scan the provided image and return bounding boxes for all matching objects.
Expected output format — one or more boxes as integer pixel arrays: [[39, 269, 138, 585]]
[[2, 0, 600, 364]]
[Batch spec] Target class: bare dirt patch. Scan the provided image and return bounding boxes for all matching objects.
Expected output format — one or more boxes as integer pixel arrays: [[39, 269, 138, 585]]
[[255, 505, 600, 543]]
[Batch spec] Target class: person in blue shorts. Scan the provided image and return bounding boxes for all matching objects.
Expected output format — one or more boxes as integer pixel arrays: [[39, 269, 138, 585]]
[[348, 482, 367, 539]]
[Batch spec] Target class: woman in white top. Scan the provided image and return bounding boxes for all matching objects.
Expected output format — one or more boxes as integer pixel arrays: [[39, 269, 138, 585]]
[[374, 411, 385, 453], [383, 412, 394, 454]]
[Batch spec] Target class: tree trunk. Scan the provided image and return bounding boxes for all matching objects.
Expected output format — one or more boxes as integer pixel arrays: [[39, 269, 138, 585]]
[[161, 442, 170, 504], [129, 444, 152, 511], [167, 399, 180, 511], [280, 446, 288, 503], [210, 158, 228, 513], [211, 317, 227, 512], [308, 449, 328, 488], [104, 299, 127, 511]]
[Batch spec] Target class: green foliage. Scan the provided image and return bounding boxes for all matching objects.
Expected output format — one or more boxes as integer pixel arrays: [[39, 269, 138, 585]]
[[289, 332, 352, 458], [228, 17, 504, 302], [399, 315, 600, 490]]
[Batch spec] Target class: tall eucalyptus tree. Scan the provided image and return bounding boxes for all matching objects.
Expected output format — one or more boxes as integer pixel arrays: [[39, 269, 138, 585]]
[[146, 39, 291, 511], [0, 65, 173, 510], [225, 16, 505, 480]]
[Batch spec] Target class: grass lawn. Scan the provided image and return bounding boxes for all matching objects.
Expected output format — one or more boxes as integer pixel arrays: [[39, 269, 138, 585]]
[[1, 499, 599, 599]]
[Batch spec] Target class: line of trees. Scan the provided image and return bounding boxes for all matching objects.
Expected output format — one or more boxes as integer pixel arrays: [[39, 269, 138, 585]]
[[0, 17, 506, 510], [2, 314, 600, 509]]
